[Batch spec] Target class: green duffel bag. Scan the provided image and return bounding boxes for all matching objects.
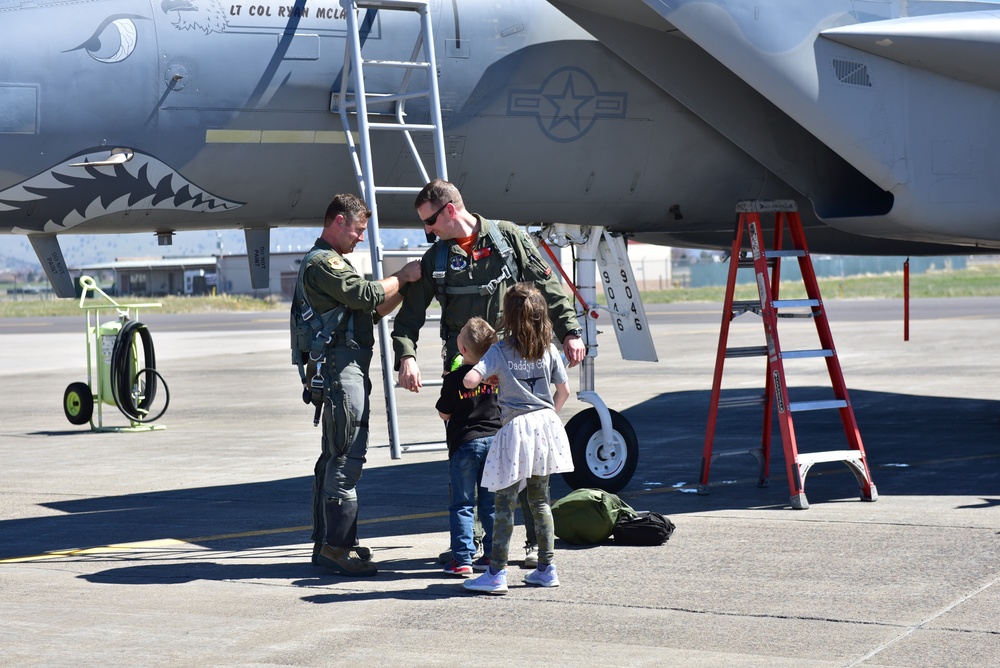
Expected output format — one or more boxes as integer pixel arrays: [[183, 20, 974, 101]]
[[551, 488, 637, 545]]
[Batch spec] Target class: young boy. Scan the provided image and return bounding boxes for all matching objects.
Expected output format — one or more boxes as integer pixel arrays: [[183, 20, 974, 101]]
[[435, 317, 501, 577]]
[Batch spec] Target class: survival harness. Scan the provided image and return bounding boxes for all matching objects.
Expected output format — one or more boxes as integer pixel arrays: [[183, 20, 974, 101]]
[[431, 220, 521, 341], [291, 248, 357, 427]]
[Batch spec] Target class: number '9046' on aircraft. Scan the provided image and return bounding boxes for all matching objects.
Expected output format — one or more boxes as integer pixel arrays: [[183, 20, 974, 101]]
[[1, 0, 999, 297]]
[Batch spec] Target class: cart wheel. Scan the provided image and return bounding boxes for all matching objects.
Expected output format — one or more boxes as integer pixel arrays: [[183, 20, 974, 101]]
[[64, 382, 93, 425]]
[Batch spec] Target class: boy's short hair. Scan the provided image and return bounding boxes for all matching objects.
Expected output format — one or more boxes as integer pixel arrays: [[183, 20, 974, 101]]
[[460, 317, 497, 359]]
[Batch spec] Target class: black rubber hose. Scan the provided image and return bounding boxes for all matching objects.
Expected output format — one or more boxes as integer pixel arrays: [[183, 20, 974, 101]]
[[110, 321, 169, 423], [130, 367, 170, 424]]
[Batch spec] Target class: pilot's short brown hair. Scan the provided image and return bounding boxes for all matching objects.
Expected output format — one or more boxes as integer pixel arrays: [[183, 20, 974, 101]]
[[414, 179, 463, 210], [325, 193, 372, 227]]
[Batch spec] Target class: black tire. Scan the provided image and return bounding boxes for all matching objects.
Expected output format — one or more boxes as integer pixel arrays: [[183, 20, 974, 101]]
[[561, 408, 639, 493], [64, 382, 94, 426]]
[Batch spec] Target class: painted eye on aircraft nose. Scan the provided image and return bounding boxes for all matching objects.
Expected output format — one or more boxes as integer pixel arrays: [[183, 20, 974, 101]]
[[68, 17, 140, 64]]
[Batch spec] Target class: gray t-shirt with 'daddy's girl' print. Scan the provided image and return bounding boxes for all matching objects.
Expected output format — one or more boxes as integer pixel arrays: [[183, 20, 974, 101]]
[[472, 340, 567, 425]]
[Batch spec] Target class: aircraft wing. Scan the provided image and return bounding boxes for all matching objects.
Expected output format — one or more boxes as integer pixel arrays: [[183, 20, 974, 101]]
[[547, 0, 894, 225], [548, 0, 1000, 252]]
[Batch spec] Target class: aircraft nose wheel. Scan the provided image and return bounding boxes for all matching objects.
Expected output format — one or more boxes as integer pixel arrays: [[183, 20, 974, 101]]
[[561, 407, 638, 493]]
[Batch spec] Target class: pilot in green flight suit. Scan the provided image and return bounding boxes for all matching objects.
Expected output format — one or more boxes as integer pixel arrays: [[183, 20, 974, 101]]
[[298, 193, 421, 577], [391, 179, 586, 567], [392, 179, 586, 389]]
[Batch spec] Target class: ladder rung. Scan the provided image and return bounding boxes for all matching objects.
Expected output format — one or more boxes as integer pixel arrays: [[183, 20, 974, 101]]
[[796, 450, 863, 466], [372, 186, 425, 195], [781, 349, 833, 359], [363, 59, 431, 70], [725, 345, 768, 358], [400, 442, 449, 453], [337, 90, 431, 113], [737, 257, 776, 268], [356, 0, 429, 10], [789, 399, 848, 412], [767, 249, 806, 258], [731, 300, 761, 314], [772, 299, 819, 309], [382, 249, 429, 257], [717, 394, 766, 408], [395, 379, 443, 388], [386, 312, 440, 321], [368, 122, 438, 132], [710, 447, 764, 461]]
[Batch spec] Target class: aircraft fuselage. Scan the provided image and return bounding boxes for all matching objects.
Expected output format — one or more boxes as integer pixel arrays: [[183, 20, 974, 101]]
[[2, 0, 998, 290], [0, 1, 770, 238]]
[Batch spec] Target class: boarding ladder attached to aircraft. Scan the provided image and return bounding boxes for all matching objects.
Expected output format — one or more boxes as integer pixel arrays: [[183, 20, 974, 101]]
[[335, 0, 449, 458], [698, 200, 877, 509]]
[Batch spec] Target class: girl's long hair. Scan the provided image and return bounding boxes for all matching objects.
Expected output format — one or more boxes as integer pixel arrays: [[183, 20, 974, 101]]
[[499, 282, 552, 361]]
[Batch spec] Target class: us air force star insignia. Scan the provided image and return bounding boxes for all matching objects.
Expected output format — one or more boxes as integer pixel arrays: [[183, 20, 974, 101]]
[[329, 257, 345, 270], [507, 66, 627, 143], [450, 256, 468, 271]]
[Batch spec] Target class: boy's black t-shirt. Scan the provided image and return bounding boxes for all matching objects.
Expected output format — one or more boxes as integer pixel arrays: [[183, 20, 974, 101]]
[[435, 364, 501, 456]]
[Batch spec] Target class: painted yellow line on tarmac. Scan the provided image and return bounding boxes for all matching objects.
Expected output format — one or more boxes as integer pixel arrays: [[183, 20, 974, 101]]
[[0, 539, 192, 563], [181, 511, 446, 544], [0, 510, 446, 564]]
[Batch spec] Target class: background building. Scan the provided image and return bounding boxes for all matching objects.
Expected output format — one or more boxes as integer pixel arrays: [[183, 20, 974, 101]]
[[67, 241, 969, 299]]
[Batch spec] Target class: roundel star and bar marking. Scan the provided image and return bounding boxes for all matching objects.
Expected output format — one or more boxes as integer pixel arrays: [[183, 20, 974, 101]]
[[508, 66, 628, 143]]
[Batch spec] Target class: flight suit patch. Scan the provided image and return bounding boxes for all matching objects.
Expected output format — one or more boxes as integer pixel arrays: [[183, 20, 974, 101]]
[[329, 257, 345, 270], [449, 256, 468, 271], [473, 247, 492, 260]]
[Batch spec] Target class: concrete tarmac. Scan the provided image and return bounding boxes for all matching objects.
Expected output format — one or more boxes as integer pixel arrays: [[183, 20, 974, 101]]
[[1, 298, 999, 667]]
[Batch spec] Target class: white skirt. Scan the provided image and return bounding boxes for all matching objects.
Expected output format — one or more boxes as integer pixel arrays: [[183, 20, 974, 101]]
[[480, 408, 575, 492]]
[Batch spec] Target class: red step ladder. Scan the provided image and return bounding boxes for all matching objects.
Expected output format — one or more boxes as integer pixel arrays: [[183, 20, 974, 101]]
[[698, 200, 878, 509]]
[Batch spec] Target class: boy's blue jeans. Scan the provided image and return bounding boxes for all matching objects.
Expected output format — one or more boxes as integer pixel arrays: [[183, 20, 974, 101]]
[[449, 436, 495, 565]]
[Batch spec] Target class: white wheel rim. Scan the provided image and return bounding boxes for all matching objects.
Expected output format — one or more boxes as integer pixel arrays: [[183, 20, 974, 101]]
[[584, 430, 627, 480]]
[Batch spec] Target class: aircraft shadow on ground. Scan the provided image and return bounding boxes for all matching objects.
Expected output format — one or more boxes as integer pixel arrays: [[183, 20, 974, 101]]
[[624, 387, 1000, 512], [3, 388, 998, 567]]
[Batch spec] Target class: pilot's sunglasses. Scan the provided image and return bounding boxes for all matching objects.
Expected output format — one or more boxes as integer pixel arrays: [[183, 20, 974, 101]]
[[422, 200, 451, 227]]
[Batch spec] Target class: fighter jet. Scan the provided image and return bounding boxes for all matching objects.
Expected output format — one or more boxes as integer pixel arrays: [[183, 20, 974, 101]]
[[2, 0, 996, 299], [9, 0, 1000, 497]]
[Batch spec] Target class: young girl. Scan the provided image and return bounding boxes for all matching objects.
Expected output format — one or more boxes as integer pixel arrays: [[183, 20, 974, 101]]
[[461, 282, 574, 594]]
